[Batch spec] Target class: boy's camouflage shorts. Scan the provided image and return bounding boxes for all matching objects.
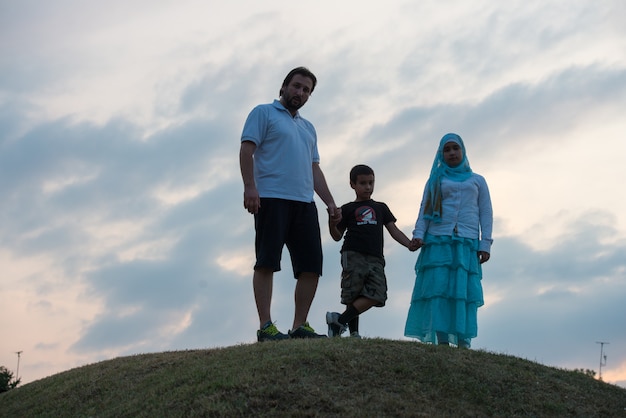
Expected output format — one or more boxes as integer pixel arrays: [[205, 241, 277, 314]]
[[339, 251, 387, 306]]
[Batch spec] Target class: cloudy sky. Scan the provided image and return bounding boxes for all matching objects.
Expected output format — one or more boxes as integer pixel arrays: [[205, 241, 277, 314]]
[[1, 0, 625, 388]]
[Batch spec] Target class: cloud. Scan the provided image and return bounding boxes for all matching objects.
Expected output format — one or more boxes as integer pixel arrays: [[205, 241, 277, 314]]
[[470, 212, 626, 370]]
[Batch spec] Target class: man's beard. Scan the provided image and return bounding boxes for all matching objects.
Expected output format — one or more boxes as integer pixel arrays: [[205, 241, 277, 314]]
[[282, 94, 304, 112]]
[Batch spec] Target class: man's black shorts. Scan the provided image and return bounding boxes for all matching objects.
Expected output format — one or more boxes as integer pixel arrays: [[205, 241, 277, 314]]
[[254, 198, 323, 278]]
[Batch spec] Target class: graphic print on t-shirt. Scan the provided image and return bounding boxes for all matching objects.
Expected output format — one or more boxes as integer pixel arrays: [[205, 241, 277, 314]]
[[355, 206, 377, 225]]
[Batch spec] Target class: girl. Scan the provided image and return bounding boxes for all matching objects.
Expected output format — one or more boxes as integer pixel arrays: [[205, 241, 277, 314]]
[[404, 133, 493, 348]]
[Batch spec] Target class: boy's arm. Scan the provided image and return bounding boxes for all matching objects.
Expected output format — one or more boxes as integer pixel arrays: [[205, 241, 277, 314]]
[[329, 215, 345, 242], [385, 222, 415, 250]]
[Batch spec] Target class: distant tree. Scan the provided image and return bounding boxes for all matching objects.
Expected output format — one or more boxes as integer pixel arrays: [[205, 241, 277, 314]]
[[573, 368, 597, 378], [0, 366, 21, 393]]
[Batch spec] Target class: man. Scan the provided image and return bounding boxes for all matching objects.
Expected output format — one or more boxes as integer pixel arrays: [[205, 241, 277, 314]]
[[239, 67, 341, 341]]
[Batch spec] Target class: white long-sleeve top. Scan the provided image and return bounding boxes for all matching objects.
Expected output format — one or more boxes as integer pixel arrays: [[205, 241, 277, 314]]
[[412, 174, 493, 253]]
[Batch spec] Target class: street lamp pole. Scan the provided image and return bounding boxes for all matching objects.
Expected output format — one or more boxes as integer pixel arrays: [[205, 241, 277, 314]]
[[15, 351, 23, 381], [595, 341, 609, 381]]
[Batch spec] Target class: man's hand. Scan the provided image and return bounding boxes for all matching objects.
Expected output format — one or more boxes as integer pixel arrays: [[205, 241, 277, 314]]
[[243, 185, 260, 214]]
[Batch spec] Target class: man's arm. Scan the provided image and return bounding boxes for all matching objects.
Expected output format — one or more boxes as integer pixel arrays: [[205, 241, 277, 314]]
[[312, 162, 341, 222], [240, 141, 260, 214]]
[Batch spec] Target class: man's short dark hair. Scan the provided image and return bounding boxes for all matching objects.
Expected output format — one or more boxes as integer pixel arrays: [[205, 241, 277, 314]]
[[350, 164, 375, 184], [280, 67, 317, 96]]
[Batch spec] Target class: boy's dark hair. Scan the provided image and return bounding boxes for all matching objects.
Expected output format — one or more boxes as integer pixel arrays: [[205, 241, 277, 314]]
[[350, 164, 375, 184], [280, 67, 317, 96]]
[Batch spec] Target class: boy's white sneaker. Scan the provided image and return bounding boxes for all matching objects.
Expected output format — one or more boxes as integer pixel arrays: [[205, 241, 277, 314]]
[[326, 312, 347, 337]]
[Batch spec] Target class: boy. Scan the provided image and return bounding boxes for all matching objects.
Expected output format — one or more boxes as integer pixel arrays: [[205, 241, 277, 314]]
[[326, 164, 417, 337]]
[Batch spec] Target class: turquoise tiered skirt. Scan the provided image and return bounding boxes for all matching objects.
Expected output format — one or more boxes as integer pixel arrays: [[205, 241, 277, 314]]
[[404, 233, 484, 346]]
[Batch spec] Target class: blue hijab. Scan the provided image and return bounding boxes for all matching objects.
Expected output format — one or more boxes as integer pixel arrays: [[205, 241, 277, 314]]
[[423, 133, 473, 223]]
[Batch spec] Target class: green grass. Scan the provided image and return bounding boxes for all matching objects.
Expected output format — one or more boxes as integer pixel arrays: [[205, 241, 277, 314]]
[[1, 338, 625, 417]]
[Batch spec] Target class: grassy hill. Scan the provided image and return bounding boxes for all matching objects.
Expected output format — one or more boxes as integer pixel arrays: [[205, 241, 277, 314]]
[[1, 338, 625, 417]]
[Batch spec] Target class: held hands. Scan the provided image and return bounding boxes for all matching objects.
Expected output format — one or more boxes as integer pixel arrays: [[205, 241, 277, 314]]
[[327, 206, 341, 225], [408, 238, 423, 252]]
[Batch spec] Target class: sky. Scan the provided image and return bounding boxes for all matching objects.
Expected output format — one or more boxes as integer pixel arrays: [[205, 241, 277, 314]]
[[1, 0, 625, 389]]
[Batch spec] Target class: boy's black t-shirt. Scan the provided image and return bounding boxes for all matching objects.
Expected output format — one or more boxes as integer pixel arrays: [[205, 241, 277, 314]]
[[337, 199, 396, 258]]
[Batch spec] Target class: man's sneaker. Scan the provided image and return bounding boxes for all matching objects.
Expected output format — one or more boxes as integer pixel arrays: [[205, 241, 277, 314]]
[[288, 322, 327, 338], [257, 321, 289, 342], [350, 331, 362, 339], [326, 312, 347, 337]]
